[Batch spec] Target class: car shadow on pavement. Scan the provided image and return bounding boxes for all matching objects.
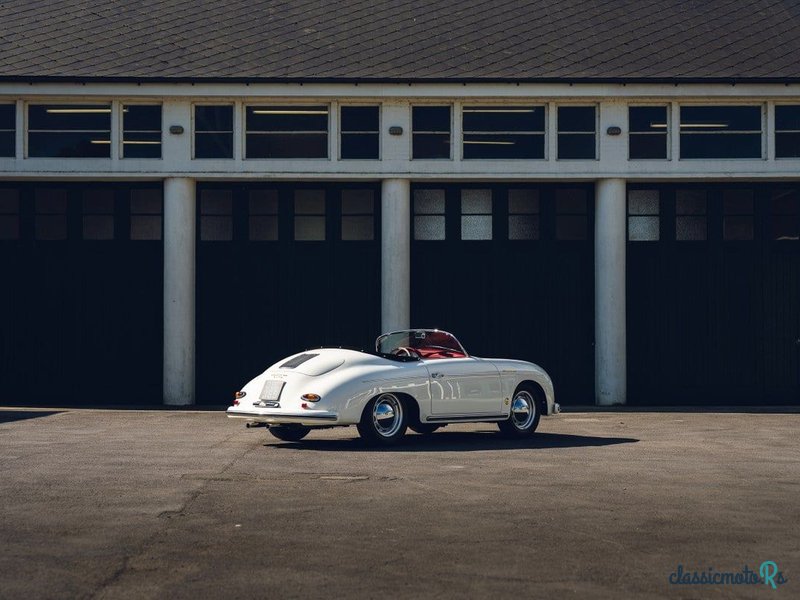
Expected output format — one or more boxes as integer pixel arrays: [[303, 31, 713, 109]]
[[267, 431, 639, 452], [0, 410, 63, 424]]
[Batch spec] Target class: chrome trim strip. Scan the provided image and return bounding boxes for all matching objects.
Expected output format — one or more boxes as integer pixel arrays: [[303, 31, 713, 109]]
[[425, 414, 507, 422], [226, 410, 337, 422]]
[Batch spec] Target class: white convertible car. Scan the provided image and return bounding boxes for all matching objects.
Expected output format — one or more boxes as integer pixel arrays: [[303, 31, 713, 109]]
[[226, 329, 559, 445]]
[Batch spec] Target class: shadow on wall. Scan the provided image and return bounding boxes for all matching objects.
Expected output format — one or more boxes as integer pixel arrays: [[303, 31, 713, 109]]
[[268, 431, 639, 453]]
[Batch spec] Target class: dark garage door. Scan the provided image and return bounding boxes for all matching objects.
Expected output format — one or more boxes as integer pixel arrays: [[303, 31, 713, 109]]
[[0, 183, 163, 405], [411, 183, 595, 405], [196, 183, 381, 404], [627, 184, 800, 404]]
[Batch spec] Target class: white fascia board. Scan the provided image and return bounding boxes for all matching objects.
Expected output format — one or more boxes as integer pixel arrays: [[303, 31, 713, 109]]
[[2, 81, 800, 100]]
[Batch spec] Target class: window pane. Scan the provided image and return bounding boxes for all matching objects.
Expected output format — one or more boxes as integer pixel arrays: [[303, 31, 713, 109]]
[[414, 189, 445, 214], [295, 190, 325, 214], [676, 216, 707, 241], [771, 190, 799, 240], [508, 215, 539, 240], [556, 189, 588, 213], [680, 106, 762, 159], [412, 133, 450, 159], [123, 105, 161, 132], [201, 216, 232, 241], [249, 216, 278, 241], [130, 216, 161, 240], [341, 106, 379, 132], [201, 190, 232, 215], [558, 106, 595, 132], [195, 132, 233, 159], [463, 106, 544, 132], [414, 215, 445, 240], [463, 134, 544, 159], [681, 106, 761, 131], [629, 107, 667, 132], [341, 134, 379, 159], [83, 189, 114, 213], [723, 189, 754, 214], [83, 215, 114, 240], [28, 104, 111, 158], [0, 104, 14, 129], [35, 189, 67, 213], [724, 216, 754, 241], [130, 189, 162, 214], [558, 133, 595, 159], [676, 190, 707, 215], [123, 132, 161, 159], [195, 106, 233, 132], [413, 106, 450, 132], [629, 135, 667, 159], [461, 215, 492, 240], [295, 216, 325, 241], [0, 216, 19, 240], [461, 189, 491, 214], [0, 189, 19, 213], [628, 190, 659, 215], [249, 190, 279, 214], [776, 132, 800, 158], [342, 216, 374, 240], [628, 216, 660, 241], [0, 132, 13, 157], [35, 216, 67, 240], [29, 104, 111, 130], [681, 133, 761, 159], [508, 189, 539, 214], [247, 133, 328, 159], [0, 104, 14, 157], [29, 132, 110, 158], [341, 189, 374, 214], [246, 106, 328, 158], [247, 106, 328, 132], [556, 215, 588, 240]]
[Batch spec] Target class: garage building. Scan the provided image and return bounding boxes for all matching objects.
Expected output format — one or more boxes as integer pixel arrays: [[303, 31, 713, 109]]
[[0, 0, 798, 406]]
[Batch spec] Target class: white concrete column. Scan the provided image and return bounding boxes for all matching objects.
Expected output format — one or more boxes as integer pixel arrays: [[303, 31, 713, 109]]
[[381, 178, 411, 332], [163, 177, 196, 406], [595, 178, 627, 406]]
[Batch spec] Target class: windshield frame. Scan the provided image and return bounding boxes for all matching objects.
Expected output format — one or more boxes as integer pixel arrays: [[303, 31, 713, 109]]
[[375, 329, 469, 357]]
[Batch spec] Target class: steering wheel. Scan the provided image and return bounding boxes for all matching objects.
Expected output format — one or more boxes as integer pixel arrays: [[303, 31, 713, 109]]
[[392, 346, 420, 358]]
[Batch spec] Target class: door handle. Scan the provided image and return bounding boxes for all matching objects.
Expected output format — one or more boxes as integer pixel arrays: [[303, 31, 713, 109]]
[[431, 372, 445, 379]]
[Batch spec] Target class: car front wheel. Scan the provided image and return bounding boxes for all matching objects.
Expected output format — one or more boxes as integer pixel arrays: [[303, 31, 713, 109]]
[[269, 425, 311, 442], [357, 393, 407, 446], [497, 388, 541, 437]]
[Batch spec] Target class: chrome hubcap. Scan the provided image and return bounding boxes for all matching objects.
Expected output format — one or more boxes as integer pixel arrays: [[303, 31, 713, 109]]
[[372, 394, 403, 437], [511, 391, 536, 430]]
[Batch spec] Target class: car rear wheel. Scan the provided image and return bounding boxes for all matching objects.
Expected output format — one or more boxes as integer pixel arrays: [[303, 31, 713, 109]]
[[268, 425, 311, 442], [357, 393, 407, 445], [497, 388, 541, 437]]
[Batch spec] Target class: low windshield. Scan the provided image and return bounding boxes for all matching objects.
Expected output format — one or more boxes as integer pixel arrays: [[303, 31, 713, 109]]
[[376, 330, 467, 358]]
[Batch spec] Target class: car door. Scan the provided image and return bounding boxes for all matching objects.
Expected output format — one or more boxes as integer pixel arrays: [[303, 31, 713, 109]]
[[425, 357, 503, 415]]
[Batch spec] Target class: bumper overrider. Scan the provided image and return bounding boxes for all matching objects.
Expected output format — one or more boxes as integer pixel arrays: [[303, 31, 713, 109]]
[[226, 407, 339, 426]]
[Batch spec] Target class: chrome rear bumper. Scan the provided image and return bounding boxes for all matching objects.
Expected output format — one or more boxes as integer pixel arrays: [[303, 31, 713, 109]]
[[226, 409, 338, 426]]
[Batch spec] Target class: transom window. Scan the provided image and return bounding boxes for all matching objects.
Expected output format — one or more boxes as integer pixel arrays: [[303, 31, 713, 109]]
[[629, 106, 668, 160], [34, 188, 68, 240], [130, 189, 163, 241], [462, 106, 545, 159], [122, 104, 161, 159], [770, 190, 799, 241], [627, 190, 660, 241], [246, 106, 329, 159], [294, 190, 326, 241], [199, 189, 233, 241], [555, 189, 589, 239], [340, 106, 379, 160], [775, 105, 800, 158], [341, 189, 375, 240], [82, 189, 115, 240], [412, 106, 451, 159], [557, 106, 596, 159], [675, 190, 708, 240], [195, 105, 234, 159], [722, 189, 754, 241], [0, 188, 19, 240], [0, 104, 14, 157], [28, 104, 111, 158], [679, 106, 762, 159], [248, 190, 279, 241]]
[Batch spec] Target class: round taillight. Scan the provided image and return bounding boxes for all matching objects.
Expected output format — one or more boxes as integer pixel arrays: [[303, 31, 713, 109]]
[[235, 391, 247, 399], [301, 393, 321, 402]]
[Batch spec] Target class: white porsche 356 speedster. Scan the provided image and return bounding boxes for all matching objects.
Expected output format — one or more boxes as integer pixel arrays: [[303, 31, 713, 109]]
[[226, 329, 559, 445]]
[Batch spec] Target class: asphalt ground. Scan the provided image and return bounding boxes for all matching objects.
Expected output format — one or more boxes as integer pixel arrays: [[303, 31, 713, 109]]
[[0, 407, 798, 599]]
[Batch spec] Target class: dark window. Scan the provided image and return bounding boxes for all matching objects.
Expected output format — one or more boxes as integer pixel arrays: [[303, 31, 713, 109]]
[[508, 189, 540, 240], [340, 106, 379, 159], [680, 106, 761, 159], [195, 105, 233, 159], [413, 189, 446, 240], [123, 105, 161, 158], [294, 190, 326, 241], [412, 106, 451, 159], [341, 189, 375, 240], [246, 106, 328, 158], [34, 189, 68, 240], [556, 189, 589, 239], [627, 189, 660, 241], [722, 189, 754, 241], [28, 104, 111, 158], [0, 104, 14, 157], [130, 189, 162, 241], [200, 189, 233, 241], [82, 189, 115, 240], [462, 106, 545, 159], [460, 189, 492, 240], [675, 190, 707, 240], [558, 106, 596, 159], [0, 188, 19, 240], [629, 106, 668, 159], [775, 105, 800, 158], [770, 189, 799, 241], [248, 189, 279, 241]]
